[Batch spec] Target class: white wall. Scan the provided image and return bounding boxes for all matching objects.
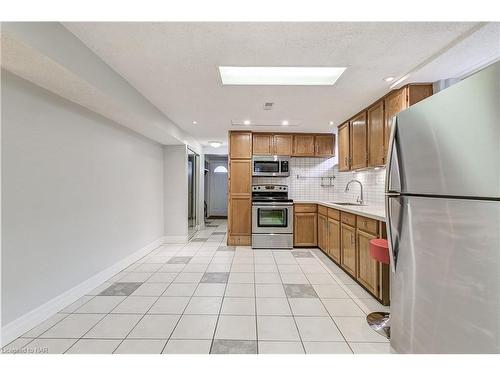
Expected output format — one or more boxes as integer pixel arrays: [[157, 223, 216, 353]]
[[2, 22, 202, 151], [163, 145, 188, 241], [1, 72, 165, 326]]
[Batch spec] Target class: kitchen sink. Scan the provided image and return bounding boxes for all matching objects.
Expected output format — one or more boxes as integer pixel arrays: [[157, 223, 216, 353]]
[[329, 202, 366, 206]]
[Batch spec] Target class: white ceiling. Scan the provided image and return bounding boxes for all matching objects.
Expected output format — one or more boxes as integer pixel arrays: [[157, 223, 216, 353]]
[[63, 22, 494, 147]]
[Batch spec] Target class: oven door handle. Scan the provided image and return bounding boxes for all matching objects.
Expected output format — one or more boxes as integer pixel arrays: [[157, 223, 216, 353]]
[[252, 203, 293, 208]]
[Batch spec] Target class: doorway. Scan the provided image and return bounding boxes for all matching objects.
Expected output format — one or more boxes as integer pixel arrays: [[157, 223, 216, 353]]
[[187, 149, 199, 239], [204, 155, 228, 219]]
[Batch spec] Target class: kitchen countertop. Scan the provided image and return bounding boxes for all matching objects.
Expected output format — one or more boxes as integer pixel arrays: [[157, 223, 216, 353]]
[[293, 200, 386, 222]]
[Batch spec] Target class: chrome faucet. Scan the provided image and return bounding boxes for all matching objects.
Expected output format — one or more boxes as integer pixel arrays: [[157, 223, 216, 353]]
[[345, 179, 364, 205]]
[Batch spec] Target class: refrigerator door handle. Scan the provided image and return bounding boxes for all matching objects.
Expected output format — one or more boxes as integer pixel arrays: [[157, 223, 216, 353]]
[[385, 116, 402, 193], [385, 116, 400, 273]]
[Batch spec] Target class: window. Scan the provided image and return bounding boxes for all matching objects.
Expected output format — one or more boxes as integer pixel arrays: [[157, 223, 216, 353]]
[[214, 165, 228, 173]]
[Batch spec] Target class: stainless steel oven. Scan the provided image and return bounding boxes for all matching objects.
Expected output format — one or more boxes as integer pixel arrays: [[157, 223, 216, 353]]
[[252, 156, 290, 177], [251, 185, 293, 249]]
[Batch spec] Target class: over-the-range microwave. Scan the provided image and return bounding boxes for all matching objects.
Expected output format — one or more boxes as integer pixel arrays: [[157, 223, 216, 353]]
[[252, 156, 290, 177]]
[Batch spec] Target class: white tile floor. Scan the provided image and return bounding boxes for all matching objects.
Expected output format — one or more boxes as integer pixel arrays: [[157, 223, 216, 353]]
[[2, 219, 390, 354]]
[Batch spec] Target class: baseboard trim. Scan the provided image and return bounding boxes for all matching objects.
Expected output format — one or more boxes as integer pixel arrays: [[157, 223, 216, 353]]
[[163, 235, 188, 244], [1, 236, 165, 346]]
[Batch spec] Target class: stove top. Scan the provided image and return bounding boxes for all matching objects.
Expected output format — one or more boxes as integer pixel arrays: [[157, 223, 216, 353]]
[[251, 184, 292, 203]]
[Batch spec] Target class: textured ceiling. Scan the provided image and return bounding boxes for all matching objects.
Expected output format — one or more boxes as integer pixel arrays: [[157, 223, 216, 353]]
[[64, 22, 487, 146]]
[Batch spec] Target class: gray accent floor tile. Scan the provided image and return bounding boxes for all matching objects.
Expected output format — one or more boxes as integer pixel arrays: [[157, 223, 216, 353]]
[[283, 284, 318, 298], [292, 251, 314, 258], [99, 282, 143, 296], [213, 232, 227, 235], [201, 272, 229, 283], [206, 224, 218, 227], [210, 339, 257, 354], [167, 256, 193, 264]]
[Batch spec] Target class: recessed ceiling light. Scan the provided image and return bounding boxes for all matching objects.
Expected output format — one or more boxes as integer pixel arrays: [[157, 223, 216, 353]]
[[281, 120, 289, 126], [192, 120, 197, 125], [384, 76, 395, 83], [329, 121, 334, 125], [219, 66, 347, 86], [243, 120, 251, 125], [209, 141, 222, 148]]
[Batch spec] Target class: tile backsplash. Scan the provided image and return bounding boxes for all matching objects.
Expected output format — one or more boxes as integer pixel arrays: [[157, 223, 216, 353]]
[[253, 157, 386, 207]]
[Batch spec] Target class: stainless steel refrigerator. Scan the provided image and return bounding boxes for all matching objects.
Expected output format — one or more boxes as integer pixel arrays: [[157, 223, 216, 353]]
[[386, 62, 499, 353]]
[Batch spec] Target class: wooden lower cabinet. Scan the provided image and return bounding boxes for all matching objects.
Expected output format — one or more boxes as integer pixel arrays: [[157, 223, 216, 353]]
[[340, 223, 356, 277], [318, 214, 328, 251], [327, 217, 341, 263], [356, 229, 379, 296], [228, 196, 251, 245], [294, 212, 317, 247]]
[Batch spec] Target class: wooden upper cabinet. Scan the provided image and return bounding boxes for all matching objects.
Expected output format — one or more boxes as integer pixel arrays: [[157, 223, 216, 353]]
[[230, 131, 252, 159], [407, 84, 433, 106], [250, 132, 331, 157], [384, 88, 408, 150], [293, 134, 316, 156], [350, 111, 368, 170], [338, 122, 350, 171], [229, 159, 251, 196], [252, 133, 272, 155], [273, 134, 293, 156], [315, 135, 335, 157], [367, 101, 385, 167]]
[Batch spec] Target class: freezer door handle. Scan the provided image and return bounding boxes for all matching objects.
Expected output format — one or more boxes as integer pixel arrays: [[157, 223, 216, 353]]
[[385, 192, 400, 273]]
